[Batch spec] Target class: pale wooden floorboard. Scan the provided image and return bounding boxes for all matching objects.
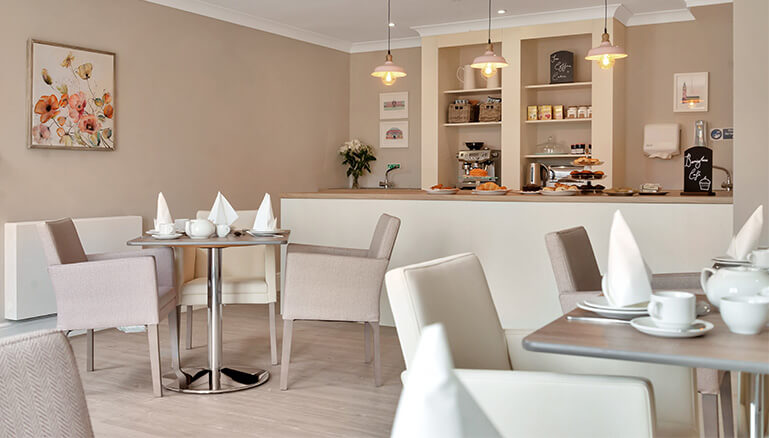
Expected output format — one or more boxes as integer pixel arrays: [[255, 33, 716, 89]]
[[68, 305, 405, 437]]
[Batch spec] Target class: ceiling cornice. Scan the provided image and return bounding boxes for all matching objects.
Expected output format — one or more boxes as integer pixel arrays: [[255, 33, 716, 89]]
[[142, 0, 733, 54]]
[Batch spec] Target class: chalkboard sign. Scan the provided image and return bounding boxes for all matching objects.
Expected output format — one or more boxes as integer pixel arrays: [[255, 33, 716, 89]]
[[683, 146, 714, 194], [550, 51, 574, 84]]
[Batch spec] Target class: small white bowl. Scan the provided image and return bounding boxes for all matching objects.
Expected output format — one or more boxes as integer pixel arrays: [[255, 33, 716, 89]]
[[720, 295, 769, 335]]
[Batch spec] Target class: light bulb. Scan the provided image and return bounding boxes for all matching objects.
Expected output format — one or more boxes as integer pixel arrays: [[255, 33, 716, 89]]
[[481, 63, 497, 78], [599, 55, 615, 70], [382, 71, 396, 86]]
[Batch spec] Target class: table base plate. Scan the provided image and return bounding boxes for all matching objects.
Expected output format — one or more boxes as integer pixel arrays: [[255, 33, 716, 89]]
[[164, 366, 269, 394]]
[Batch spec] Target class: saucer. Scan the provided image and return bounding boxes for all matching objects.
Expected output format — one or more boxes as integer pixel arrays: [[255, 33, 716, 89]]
[[247, 229, 287, 237], [712, 256, 750, 266], [582, 296, 649, 311], [151, 233, 182, 240], [145, 230, 159, 235], [577, 302, 647, 320], [630, 317, 713, 338]]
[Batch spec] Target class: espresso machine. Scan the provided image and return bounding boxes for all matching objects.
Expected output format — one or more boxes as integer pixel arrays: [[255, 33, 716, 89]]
[[457, 147, 501, 189]]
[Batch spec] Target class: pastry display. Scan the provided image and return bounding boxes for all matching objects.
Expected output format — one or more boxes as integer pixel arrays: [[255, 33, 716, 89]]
[[469, 168, 489, 177], [572, 156, 602, 166], [522, 184, 541, 192], [430, 184, 456, 190], [569, 170, 605, 180], [476, 182, 508, 191], [542, 183, 579, 192]]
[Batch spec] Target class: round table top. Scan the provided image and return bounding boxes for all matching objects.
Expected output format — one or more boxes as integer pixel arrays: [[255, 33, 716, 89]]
[[127, 230, 290, 248]]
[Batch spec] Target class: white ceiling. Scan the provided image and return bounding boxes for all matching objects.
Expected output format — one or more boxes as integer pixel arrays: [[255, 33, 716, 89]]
[[145, 0, 731, 53]]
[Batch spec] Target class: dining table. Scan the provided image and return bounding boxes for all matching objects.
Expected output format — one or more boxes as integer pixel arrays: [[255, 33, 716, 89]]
[[128, 230, 290, 394], [522, 300, 768, 438]]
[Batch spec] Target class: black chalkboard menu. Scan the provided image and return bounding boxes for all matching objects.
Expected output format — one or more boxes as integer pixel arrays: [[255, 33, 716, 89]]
[[683, 146, 714, 194], [550, 51, 574, 84]]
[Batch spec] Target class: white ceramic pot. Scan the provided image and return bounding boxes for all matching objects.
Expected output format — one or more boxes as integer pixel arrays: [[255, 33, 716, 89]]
[[185, 219, 215, 239], [700, 266, 769, 308], [720, 295, 769, 335]]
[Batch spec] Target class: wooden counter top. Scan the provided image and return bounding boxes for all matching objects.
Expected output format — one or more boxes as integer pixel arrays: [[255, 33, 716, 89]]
[[281, 189, 733, 204]]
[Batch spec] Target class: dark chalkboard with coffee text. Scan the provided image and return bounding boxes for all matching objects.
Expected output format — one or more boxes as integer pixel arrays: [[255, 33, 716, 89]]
[[683, 146, 714, 194], [550, 51, 574, 84]]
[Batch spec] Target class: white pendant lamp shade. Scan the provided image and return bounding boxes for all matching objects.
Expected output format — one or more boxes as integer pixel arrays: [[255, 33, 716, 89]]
[[371, 0, 406, 86], [371, 54, 407, 86], [585, 0, 628, 70], [471, 0, 508, 79]]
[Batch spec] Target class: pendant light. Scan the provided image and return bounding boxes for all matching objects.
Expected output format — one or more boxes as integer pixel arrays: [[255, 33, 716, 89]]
[[585, 0, 628, 70], [371, 0, 406, 86], [471, 0, 508, 79]]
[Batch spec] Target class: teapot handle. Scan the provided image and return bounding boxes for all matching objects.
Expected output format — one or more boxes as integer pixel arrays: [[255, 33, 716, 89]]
[[700, 268, 716, 293]]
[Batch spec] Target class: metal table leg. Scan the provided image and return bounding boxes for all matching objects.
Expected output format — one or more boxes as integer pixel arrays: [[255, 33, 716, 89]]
[[164, 247, 270, 394], [749, 373, 765, 438]]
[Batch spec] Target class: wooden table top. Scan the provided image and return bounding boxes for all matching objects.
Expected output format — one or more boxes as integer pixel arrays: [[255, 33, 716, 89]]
[[523, 302, 769, 374], [127, 230, 290, 248]]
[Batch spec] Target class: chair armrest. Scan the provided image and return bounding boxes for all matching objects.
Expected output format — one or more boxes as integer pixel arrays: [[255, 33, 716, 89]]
[[287, 243, 369, 258], [282, 251, 389, 321], [88, 247, 175, 289], [651, 272, 701, 293], [455, 369, 655, 438], [48, 257, 162, 329], [558, 291, 601, 313]]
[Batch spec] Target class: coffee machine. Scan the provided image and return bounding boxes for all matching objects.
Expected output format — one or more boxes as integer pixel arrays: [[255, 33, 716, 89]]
[[457, 148, 501, 189]]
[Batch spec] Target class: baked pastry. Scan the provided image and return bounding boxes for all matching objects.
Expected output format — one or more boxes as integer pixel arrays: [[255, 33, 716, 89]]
[[469, 168, 489, 177], [523, 184, 541, 192]]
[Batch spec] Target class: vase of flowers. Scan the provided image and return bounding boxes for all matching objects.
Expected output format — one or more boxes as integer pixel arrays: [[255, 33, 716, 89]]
[[339, 139, 376, 189]]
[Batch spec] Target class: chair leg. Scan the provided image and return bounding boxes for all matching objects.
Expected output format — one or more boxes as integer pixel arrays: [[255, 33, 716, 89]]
[[364, 322, 372, 363], [147, 324, 163, 397], [720, 371, 735, 438], [280, 319, 294, 390], [86, 329, 94, 372], [185, 305, 193, 350], [268, 303, 278, 366], [701, 393, 719, 438], [370, 322, 382, 387], [168, 308, 189, 389]]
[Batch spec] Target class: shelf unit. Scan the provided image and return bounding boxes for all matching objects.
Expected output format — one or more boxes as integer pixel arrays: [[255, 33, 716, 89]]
[[523, 81, 592, 90], [523, 154, 587, 158], [444, 87, 502, 94], [444, 121, 502, 127], [524, 118, 591, 124]]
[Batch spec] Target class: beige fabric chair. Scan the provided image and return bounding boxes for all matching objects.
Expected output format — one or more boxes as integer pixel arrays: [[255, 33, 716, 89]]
[[0, 329, 94, 438], [177, 210, 278, 365], [545, 226, 734, 438], [280, 213, 401, 390], [38, 218, 181, 397], [386, 253, 657, 437]]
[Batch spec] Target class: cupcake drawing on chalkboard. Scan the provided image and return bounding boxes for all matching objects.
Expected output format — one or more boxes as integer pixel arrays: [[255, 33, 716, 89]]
[[699, 177, 712, 192]]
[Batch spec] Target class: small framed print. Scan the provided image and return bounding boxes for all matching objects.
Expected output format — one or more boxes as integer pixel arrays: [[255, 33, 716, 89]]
[[380, 121, 408, 148], [674, 72, 708, 112], [379, 92, 408, 119]]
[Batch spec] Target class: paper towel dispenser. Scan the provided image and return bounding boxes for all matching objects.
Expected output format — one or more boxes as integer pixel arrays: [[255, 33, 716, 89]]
[[643, 123, 680, 159]]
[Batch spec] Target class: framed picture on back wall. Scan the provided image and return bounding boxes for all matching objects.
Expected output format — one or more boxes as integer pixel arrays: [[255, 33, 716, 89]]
[[380, 121, 408, 148], [28, 40, 116, 150], [379, 92, 408, 119], [673, 72, 708, 113]]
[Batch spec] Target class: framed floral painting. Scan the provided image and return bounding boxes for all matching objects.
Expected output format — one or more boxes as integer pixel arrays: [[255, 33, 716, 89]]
[[28, 40, 115, 150]]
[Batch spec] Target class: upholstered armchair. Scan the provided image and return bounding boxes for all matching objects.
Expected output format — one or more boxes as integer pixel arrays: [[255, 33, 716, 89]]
[[177, 210, 278, 365], [385, 253, 656, 437], [545, 226, 733, 438], [38, 218, 181, 397], [280, 213, 401, 390], [0, 329, 94, 438]]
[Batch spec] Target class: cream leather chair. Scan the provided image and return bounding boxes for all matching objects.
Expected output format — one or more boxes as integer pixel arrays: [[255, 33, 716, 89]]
[[386, 253, 657, 437], [178, 210, 278, 365], [545, 226, 733, 438], [0, 330, 94, 438]]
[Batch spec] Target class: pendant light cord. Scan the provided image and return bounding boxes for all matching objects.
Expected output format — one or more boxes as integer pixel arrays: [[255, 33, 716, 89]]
[[603, 0, 608, 34], [487, 0, 492, 44], [387, 0, 391, 55]]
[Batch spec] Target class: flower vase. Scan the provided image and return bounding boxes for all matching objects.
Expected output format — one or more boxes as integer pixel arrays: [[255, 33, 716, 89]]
[[351, 176, 360, 189]]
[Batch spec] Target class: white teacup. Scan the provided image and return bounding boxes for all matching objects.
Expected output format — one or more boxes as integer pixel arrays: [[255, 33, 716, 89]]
[[216, 224, 231, 238], [720, 295, 769, 335], [748, 248, 769, 269], [157, 223, 175, 235], [647, 291, 696, 330]]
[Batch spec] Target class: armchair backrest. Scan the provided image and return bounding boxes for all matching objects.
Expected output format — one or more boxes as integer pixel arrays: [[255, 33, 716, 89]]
[[367, 214, 401, 260], [0, 330, 93, 437], [544, 226, 602, 294], [193, 210, 265, 278], [385, 253, 511, 371], [37, 218, 88, 266]]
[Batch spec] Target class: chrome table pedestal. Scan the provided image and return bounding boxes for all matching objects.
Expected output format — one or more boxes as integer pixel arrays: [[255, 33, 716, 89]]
[[165, 247, 269, 394]]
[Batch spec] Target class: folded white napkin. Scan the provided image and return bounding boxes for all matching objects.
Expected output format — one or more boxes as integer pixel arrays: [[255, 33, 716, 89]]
[[727, 205, 764, 260], [253, 194, 277, 231], [207, 192, 239, 226], [603, 211, 653, 307], [156, 192, 173, 226], [390, 324, 500, 438]]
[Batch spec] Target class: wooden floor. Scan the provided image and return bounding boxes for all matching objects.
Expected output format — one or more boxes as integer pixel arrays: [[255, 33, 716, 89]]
[[68, 305, 405, 437]]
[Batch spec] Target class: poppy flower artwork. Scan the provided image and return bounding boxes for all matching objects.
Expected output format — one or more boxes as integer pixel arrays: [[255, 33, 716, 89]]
[[28, 40, 115, 150]]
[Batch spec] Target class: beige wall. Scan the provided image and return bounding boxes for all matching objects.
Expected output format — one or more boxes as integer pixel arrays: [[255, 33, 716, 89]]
[[0, 0, 350, 320], [733, 0, 769, 241], [624, 5, 733, 190], [349, 48, 422, 188]]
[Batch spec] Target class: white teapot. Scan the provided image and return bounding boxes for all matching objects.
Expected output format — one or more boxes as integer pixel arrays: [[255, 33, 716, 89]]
[[185, 219, 215, 239], [700, 266, 769, 308]]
